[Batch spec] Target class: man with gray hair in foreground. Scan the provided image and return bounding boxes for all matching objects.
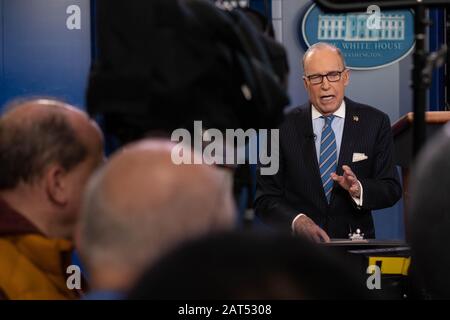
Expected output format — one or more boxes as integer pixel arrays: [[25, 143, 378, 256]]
[[78, 139, 236, 299], [0, 99, 104, 300]]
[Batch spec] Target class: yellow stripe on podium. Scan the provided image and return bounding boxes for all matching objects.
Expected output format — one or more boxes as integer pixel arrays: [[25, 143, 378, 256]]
[[368, 257, 411, 275]]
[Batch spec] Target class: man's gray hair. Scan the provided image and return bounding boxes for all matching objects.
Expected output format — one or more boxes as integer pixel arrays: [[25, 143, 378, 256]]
[[79, 168, 143, 267], [302, 42, 346, 73], [79, 153, 235, 270], [0, 98, 88, 189]]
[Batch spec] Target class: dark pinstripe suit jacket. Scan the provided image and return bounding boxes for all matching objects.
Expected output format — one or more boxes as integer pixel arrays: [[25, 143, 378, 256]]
[[254, 97, 402, 238]]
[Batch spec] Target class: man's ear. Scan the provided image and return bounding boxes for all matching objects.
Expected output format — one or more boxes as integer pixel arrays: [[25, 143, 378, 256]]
[[45, 165, 69, 206], [343, 69, 350, 87], [303, 76, 308, 90]]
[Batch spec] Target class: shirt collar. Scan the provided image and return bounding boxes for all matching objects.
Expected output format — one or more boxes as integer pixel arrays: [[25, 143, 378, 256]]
[[311, 100, 346, 120], [0, 197, 43, 236]]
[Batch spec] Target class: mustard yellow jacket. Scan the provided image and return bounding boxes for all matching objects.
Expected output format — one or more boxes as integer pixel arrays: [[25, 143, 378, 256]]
[[0, 199, 80, 300]]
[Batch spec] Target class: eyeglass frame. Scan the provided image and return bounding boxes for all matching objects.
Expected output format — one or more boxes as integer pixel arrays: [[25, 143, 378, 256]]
[[303, 69, 348, 85]]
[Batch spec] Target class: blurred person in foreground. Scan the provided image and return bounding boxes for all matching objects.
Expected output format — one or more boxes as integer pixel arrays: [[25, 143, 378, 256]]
[[128, 231, 373, 300], [409, 123, 450, 299], [78, 139, 236, 299], [0, 99, 104, 300]]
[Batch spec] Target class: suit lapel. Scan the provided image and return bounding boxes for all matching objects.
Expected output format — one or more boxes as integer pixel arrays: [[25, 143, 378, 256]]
[[293, 104, 328, 204], [336, 98, 360, 175]]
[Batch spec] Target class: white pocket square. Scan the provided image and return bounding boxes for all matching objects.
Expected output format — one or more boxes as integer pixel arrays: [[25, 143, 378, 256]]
[[352, 153, 368, 163]]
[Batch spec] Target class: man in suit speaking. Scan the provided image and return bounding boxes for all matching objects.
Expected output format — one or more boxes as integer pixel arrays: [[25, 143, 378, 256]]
[[255, 42, 402, 242]]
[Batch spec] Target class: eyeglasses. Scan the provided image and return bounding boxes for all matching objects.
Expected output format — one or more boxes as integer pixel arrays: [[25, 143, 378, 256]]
[[304, 69, 346, 85]]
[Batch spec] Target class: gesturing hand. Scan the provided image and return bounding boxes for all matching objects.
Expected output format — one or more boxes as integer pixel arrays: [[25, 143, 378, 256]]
[[331, 165, 361, 198]]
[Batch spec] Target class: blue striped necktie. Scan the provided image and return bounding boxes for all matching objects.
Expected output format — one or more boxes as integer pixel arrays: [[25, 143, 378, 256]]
[[319, 115, 337, 203]]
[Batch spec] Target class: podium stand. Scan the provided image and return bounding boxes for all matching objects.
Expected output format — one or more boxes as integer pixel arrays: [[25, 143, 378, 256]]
[[323, 240, 411, 299], [392, 111, 450, 236]]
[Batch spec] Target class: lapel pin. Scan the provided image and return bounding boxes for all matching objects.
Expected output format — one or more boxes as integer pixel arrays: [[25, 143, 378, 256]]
[[353, 116, 359, 122]]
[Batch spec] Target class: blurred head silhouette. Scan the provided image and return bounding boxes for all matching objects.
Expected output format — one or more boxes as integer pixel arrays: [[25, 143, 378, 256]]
[[129, 231, 372, 300], [409, 123, 450, 299], [78, 139, 236, 293]]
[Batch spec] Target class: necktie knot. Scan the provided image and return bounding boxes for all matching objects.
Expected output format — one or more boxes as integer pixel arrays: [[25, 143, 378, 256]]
[[322, 115, 335, 125]]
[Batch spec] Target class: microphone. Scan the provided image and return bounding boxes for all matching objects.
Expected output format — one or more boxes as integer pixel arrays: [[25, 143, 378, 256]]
[[306, 133, 317, 141]]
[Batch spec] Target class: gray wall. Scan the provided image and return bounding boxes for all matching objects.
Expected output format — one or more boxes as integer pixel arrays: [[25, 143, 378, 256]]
[[275, 0, 413, 239]]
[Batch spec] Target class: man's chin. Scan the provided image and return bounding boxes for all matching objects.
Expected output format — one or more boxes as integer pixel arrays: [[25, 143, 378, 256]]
[[317, 104, 339, 115]]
